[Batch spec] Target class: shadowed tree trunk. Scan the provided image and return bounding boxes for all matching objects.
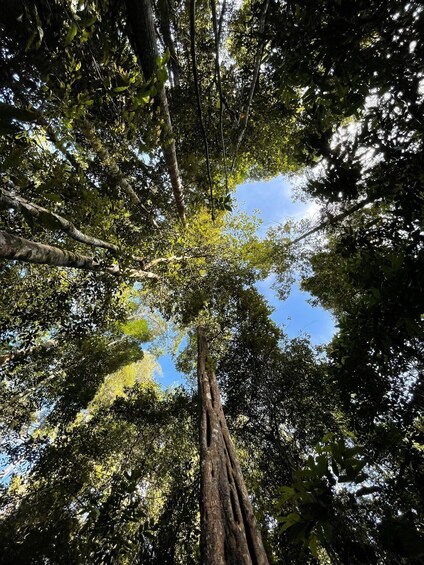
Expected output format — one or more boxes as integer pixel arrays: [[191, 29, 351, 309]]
[[125, 0, 186, 225], [197, 326, 269, 565]]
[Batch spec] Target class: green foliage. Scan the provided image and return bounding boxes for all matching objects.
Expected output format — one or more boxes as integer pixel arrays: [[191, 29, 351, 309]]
[[118, 318, 151, 342], [0, 0, 423, 563], [277, 435, 368, 559]]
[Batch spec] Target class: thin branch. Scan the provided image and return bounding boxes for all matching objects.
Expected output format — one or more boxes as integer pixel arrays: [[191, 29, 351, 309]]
[[211, 0, 228, 193], [288, 196, 374, 246], [0, 188, 120, 252], [190, 0, 215, 220], [230, 0, 270, 173]]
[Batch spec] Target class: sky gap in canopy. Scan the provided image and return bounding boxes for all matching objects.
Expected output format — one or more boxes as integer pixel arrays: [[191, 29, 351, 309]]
[[157, 175, 335, 389]]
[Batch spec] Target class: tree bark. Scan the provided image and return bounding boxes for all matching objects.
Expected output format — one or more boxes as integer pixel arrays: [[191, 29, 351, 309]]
[[197, 326, 269, 565], [190, 0, 215, 219], [124, 0, 186, 225], [157, 0, 180, 87], [0, 230, 158, 280], [0, 188, 120, 252]]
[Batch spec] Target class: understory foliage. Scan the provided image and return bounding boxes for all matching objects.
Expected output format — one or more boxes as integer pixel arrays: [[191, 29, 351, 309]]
[[0, 0, 423, 563]]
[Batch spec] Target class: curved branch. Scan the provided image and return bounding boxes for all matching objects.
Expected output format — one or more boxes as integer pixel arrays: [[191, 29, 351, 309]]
[[0, 188, 119, 252]]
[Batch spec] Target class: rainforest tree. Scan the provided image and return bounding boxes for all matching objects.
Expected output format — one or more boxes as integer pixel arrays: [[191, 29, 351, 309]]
[[1, 0, 423, 563]]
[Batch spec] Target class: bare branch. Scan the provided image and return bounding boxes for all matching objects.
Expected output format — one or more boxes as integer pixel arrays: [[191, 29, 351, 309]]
[[288, 196, 373, 246]]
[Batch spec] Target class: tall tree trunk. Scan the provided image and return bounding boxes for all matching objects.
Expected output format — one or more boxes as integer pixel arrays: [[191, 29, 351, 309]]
[[124, 0, 186, 225], [197, 326, 269, 565], [156, 0, 181, 87]]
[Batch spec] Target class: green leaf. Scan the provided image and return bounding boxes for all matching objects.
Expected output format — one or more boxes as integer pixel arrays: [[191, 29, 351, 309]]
[[316, 455, 328, 476], [279, 512, 301, 532], [119, 319, 150, 342], [3, 147, 26, 169], [43, 192, 63, 204], [278, 486, 296, 504], [309, 534, 319, 559], [25, 30, 38, 51], [114, 85, 130, 93], [82, 15, 97, 28], [322, 432, 334, 443], [156, 67, 168, 85], [65, 22, 78, 45]]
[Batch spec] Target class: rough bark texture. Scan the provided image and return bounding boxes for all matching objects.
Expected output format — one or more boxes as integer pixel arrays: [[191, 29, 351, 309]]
[[157, 0, 180, 86], [0, 230, 158, 279], [190, 0, 215, 219], [197, 326, 269, 565], [125, 0, 186, 225]]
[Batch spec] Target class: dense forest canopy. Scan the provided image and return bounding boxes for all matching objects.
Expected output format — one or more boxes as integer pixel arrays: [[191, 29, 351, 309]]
[[0, 0, 423, 563]]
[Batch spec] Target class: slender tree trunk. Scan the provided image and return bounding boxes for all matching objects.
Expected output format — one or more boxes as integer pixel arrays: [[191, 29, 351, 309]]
[[190, 0, 215, 220], [288, 196, 374, 245], [197, 326, 269, 565], [157, 0, 180, 87], [124, 0, 186, 225]]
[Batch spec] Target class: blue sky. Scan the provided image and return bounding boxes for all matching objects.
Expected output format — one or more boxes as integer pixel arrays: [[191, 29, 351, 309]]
[[236, 175, 334, 344], [156, 175, 335, 388]]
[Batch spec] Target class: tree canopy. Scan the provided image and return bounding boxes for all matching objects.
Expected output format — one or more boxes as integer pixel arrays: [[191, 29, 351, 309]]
[[0, 0, 423, 563]]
